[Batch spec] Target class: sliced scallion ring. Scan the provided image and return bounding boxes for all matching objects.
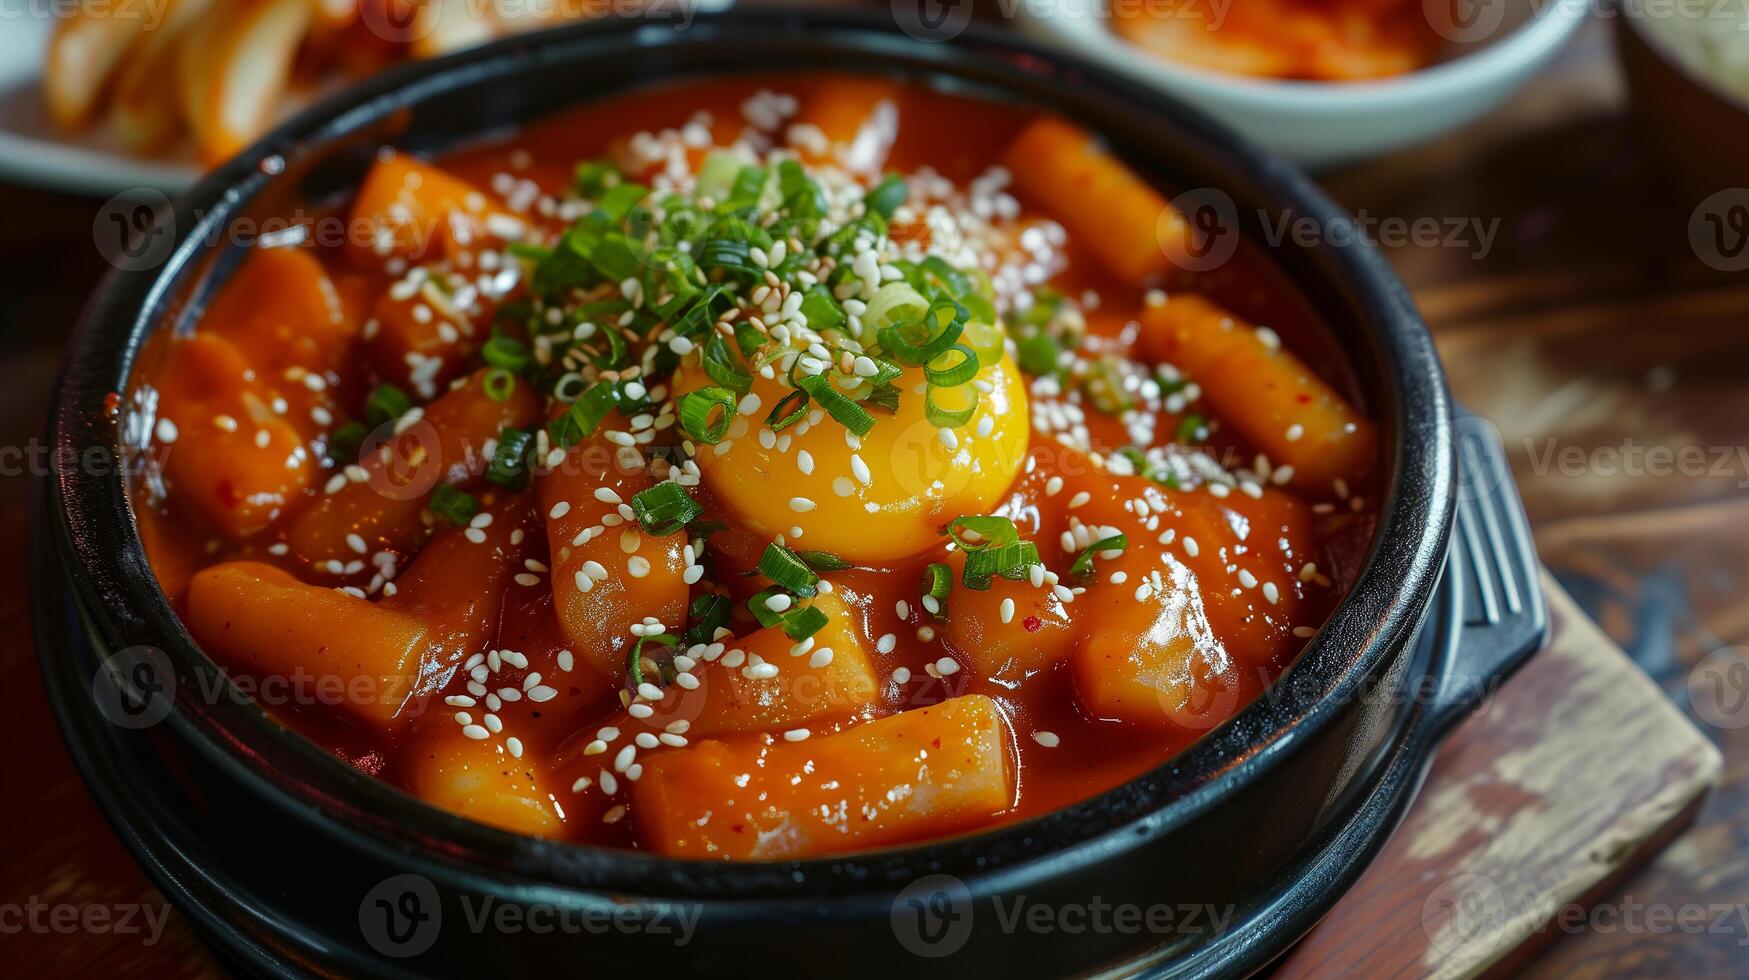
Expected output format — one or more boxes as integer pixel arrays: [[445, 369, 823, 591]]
[[678, 387, 737, 444], [924, 383, 979, 429], [924, 344, 980, 388], [922, 562, 952, 613]]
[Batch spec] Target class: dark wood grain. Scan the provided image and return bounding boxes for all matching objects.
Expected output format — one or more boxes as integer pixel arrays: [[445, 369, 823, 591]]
[[1276, 576, 1720, 978], [3, 13, 1743, 978]]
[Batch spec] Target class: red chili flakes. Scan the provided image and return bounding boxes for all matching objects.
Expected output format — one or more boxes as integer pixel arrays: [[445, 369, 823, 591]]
[[1023, 615, 1042, 632]]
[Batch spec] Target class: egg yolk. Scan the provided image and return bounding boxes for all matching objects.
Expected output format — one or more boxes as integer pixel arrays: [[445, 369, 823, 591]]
[[682, 353, 1030, 563]]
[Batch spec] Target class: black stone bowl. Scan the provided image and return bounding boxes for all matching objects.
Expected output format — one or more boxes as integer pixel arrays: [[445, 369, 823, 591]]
[[32, 9, 1545, 977]]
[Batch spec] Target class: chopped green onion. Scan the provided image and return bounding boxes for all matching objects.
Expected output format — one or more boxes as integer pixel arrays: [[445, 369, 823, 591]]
[[798, 285, 845, 331], [780, 604, 828, 642], [683, 593, 732, 646], [943, 516, 1039, 589], [794, 374, 875, 437], [863, 175, 908, 219], [864, 384, 901, 414], [701, 335, 752, 393], [678, 387, 737, 444], [429, 484, 478, 526], [547, 381, 619, 447], [482, 367, 517, 403], [595, 181, 649, 223], [630, 482, 704, 536], [757, 542, 820, 597], [1176, 413, 1206, 443], [765, 389, 810, 431], [924, 384, 978, 428], [487, 427, 533, 490], [574, 160, 621, 197], [960, 320, 1007, 369], [1070, 534, 1129, 580], [924, 344, 980, 388], [863, 281, 929, 334], [747, 586, 787, 629], [365, 384, 411, 428], [963, 541, 1038, 590], [945, 515, 1020, 550], [1014, 329, 1062, 377], [325, 422, 367, 465], [627, 630, 677, 688], [800, 550, 854, 572], [879, 299, 965, 366], [481, 334, 532, 374], [922, 562, 952, 614], [1086, 354, 1134, 414]]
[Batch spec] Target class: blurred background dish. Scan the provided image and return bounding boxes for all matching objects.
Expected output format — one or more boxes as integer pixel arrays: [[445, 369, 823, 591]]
[[1014, 0, 1592, 167], [1, 0, 730, 195], [1615, 0, 1749, 203]]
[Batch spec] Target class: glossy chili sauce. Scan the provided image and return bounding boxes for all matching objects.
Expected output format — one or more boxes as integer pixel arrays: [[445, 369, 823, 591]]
[[128, 74, 1379, 858]]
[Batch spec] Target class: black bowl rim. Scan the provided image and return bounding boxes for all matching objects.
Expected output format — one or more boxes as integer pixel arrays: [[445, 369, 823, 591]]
[[45, 8, 1454, 897]]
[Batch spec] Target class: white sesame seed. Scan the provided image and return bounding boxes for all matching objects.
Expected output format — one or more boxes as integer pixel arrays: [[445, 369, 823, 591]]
[[788, 496, 817, 512], [782, 728, 810, 742], [1033, 731, 1061, 748], [1000, 598, 1015, 624]]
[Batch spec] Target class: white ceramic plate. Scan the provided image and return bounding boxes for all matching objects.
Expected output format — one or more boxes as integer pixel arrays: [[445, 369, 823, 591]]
[[1013, 0, 1592, 168], [0, 14, 199, 197]]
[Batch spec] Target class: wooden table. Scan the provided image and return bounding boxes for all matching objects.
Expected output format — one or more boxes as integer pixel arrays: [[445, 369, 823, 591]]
[[2, 14, 1743, 978]]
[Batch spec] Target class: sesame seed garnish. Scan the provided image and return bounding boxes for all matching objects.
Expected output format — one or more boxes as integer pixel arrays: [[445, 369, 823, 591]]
[[1033, 731, 1061, 748], [788, 496, 817, 512]]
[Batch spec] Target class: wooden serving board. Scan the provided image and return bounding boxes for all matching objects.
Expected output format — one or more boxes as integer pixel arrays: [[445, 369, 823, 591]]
[[1275, 572, 1722, 978]]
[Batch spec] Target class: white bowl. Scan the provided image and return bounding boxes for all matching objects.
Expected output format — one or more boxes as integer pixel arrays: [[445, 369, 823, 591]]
[[1013, 0, 1592, 167]]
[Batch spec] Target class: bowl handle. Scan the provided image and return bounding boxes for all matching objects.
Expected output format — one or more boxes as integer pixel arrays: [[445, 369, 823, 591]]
[[1431, 412, 1549, 735]]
